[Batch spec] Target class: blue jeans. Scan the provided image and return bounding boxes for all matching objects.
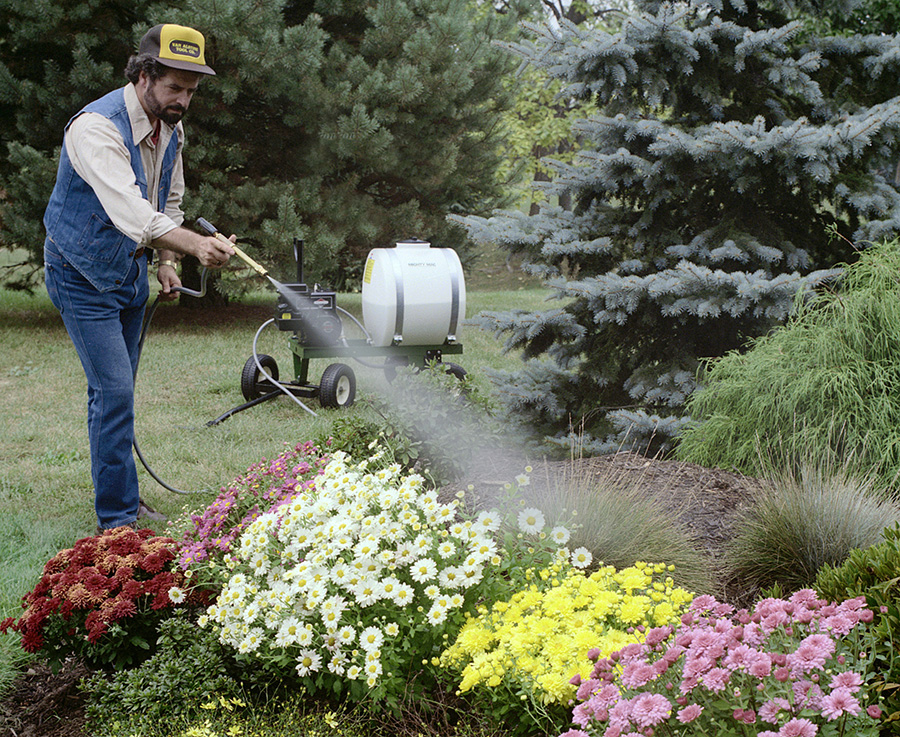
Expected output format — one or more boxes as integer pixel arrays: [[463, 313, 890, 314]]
[[44, 244, 149, 529]]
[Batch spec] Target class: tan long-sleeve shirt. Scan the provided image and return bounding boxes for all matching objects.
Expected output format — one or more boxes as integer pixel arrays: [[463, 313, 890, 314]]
[[64, 83, 184, 248]]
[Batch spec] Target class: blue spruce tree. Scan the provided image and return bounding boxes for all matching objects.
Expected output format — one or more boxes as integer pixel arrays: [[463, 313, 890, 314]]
[[456, 0, 900, 455]]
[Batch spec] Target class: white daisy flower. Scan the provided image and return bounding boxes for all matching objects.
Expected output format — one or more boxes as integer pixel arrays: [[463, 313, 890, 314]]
[[571, 546, 593, 569], [437, 541, 457, 559], [391, 583, 415, 606], [167, 586, 186, 604], [359, 626, 384, 651], [410, 558, 438, 582], [474, 510, 501, 533], [550, 526, 571, 545], [295, 649, 322, 677], [517, 507, 545, 534]]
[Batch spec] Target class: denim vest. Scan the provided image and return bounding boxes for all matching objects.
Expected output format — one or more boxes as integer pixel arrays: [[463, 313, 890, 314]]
[[43, 87, 179, 292]]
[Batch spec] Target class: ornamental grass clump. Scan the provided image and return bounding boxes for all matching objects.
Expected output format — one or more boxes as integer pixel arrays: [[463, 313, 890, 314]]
[[197, 450, 512, 709], [439, 560, 693, 734], [727, 463, 900, 602], [562, 590, 882, 737], [528, 462, 713, 594], [175, 440, 329, 569], [0, 527, 210, 670]]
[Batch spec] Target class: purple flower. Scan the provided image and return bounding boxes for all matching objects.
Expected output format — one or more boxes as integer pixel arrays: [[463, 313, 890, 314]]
[[748, 652, 773, 678], [575, 678, 601, 700], [789, 634, 834, 675], [621, 662, 658, 688], [700, 667, 729, 692], [828, 671, 863, 692], [759, 697, 791, 724]]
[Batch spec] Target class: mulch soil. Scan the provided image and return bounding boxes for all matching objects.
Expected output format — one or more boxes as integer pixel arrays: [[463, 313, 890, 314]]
[[0, 451, 766, 737]]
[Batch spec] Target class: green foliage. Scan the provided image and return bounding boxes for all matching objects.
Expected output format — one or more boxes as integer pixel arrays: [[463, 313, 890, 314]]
[[678, 239, 900, 488], [726, 464, 900, 604], [82, 613, 249, 736], [0, 0, 526, 292], [455, 0, 900, 454], [815, 524, 900, 733]]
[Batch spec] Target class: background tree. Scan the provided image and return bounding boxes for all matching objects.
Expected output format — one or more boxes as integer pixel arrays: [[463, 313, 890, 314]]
[[0, 0, 528, 295], [455, 0, 900, 455]]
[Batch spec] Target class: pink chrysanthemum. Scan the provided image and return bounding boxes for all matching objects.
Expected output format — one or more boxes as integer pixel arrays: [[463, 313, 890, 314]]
[[676, 703, 703, 723], [621, 661, 658, 688], [820, 687, 862, 721], [829, 671, 863, 692], [789, 634, 834, 674], [628, 692, 672, 728], [779, 717, 818, 737], [759, 698, 791, 724]]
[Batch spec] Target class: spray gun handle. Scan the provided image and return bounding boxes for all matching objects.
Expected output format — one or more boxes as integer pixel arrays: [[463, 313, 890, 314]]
[[195, 217, 269, 277], [196, 217, 218, 237]]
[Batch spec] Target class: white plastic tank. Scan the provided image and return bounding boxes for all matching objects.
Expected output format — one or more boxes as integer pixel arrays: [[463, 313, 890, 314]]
[[361, 240, 466, 347]]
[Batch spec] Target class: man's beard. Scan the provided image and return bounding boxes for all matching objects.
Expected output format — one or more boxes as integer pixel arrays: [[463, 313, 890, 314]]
[[145, 83, 186, 126]]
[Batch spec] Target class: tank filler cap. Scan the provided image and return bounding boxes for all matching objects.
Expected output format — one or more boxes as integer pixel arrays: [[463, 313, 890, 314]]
[[395, 239, 430, 248]]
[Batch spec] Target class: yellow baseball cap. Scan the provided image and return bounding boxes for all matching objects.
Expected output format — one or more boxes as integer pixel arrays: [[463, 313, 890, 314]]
[[140, 24, 216, 76]]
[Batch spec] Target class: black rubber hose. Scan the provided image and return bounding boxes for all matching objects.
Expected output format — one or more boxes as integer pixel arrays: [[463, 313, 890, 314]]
[[132, 268, 211, 495]]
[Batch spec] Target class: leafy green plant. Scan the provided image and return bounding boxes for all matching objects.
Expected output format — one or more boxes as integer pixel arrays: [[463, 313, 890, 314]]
[[0, 527, 211, 671], [82, 613, 247, 736], [816, 523, 900, 734], [679, 239, 900, 489], [726, 465, 900, 604]]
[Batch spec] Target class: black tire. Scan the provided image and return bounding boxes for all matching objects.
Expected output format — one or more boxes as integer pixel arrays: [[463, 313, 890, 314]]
[[319, 363, 356, 408], [241, 354, 279, 401]]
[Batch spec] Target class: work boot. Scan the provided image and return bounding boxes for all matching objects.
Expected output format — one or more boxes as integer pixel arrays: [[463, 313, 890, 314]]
[[138, 498, 167, 521]]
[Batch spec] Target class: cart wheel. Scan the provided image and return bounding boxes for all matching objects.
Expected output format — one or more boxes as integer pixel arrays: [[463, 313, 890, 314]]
[[241, 354, 279, 401], [319, 363, 356, 408], [383, 355, 409, 383]]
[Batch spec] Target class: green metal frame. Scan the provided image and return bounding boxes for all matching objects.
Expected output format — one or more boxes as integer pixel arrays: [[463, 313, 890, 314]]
[[287, 337, 463, 385]]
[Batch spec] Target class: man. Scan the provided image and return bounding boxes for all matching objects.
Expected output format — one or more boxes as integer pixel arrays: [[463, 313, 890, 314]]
[[43, 23, 235, 533]]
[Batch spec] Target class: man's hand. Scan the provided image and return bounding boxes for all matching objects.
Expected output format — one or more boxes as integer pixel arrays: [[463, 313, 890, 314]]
[[156, 261, 182, 301], [152, 226, 236, 269], [193, 232, 237, 269]]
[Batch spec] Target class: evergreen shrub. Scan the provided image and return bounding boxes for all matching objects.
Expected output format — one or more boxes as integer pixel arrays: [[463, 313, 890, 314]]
[[816, 524, 900, 734], [456, 0, 900, 454], [679, 239, 900, 488]]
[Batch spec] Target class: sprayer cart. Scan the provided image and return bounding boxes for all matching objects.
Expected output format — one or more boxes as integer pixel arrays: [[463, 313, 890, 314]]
[[227, 238, 466, 420]]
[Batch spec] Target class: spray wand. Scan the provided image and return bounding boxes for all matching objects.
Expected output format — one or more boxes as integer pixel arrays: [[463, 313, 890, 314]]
[[196, 217, 280, 289]]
